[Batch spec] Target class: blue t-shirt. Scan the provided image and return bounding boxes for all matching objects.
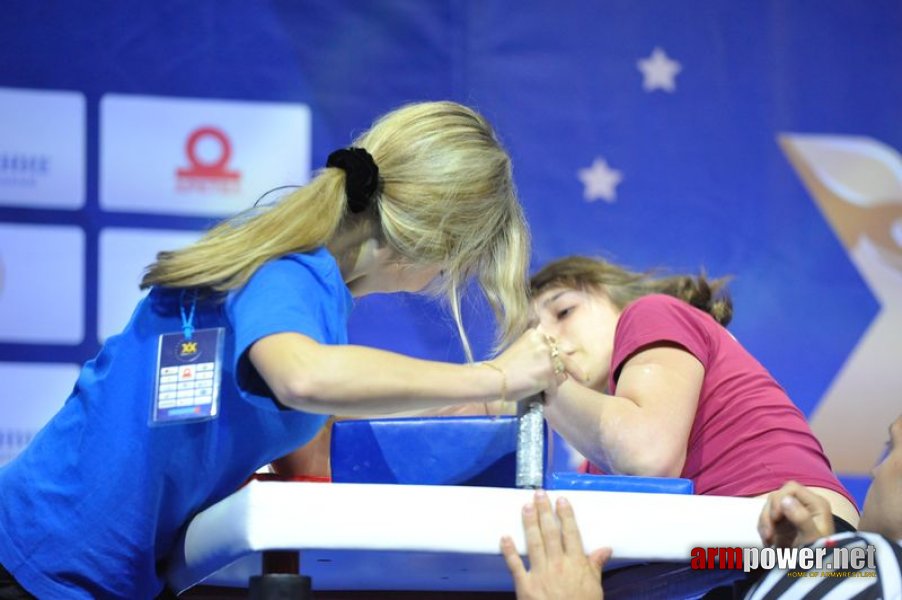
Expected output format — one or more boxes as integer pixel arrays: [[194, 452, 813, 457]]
[[0, 248, 352, 599]]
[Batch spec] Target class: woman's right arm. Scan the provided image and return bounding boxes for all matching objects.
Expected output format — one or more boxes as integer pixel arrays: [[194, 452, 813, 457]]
[[248, 329, 559, 416], [543, 344, 703, 478]]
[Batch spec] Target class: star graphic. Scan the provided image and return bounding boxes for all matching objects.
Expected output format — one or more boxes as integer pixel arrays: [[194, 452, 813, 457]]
[[637, 47, 682, 93], [578, 158, 623, 203], [780, 134, 902, 474]]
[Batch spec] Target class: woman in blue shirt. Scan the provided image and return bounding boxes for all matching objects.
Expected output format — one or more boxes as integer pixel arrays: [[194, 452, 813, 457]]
[[0, 101, 563, 599]]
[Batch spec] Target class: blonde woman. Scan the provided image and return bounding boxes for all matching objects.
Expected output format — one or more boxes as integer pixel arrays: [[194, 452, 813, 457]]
[[530, 256, 858, 529], [0, 102, 562, 600]]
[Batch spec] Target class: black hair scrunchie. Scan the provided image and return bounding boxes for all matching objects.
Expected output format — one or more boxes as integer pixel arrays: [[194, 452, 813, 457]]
[[326, 147, 380, 214]]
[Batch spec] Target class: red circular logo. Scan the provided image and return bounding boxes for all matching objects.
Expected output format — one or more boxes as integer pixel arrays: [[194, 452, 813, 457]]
[[184, 127, 232, 175]]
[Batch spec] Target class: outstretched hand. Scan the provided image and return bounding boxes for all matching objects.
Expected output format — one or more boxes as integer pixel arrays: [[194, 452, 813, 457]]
[[758, 481, 835, 548], [501, 491, 611, 600]]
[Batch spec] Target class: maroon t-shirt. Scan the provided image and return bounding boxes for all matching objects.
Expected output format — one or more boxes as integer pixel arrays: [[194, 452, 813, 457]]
[[582, 294, 855, 504]]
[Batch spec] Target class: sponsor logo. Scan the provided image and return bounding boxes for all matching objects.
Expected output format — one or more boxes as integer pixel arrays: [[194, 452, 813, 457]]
[[0, 87, 85, 208], [0, 428, 36, 465], [176, 126, 241, 193], [0, 152, 50, 187], [179, 341, 199, 357], [100, 94, 310, 216], [172, 342, 201, 365]]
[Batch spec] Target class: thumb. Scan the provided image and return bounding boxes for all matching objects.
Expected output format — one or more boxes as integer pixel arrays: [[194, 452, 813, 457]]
[[559, 353, 586, 384], [779, 496, 823, 543], [589, 547, 613, 574]]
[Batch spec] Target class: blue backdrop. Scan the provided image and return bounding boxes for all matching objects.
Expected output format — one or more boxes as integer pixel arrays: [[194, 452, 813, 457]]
[[2, 1, 901, 505]]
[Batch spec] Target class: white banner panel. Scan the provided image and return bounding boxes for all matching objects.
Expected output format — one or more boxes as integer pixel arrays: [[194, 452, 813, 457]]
[[0, 362, 80, 465], [100, 94, 311, 216], [0, 87, 86, 209], [0, 224, 84, 343], [98, 228, 201, 341]]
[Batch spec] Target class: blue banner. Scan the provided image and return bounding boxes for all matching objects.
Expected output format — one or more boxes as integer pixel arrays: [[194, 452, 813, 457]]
[[1, 2, 899, 499]]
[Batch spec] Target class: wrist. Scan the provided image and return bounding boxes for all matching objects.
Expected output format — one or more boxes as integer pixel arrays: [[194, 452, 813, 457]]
[[479, 361, 507, 403]]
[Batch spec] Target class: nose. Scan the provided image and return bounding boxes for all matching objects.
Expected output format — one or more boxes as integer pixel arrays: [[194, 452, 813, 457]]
[[535, 320, 559, 340]]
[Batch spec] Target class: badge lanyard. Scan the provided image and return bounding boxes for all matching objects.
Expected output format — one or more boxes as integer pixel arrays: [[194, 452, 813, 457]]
[[150, 290, 224, 426]]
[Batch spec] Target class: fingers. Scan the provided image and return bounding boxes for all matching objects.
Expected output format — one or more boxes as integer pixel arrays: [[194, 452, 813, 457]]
[[517, 491, 566, 573], [513, 328, 565, 393], [555, 496, 585, 557], [777, 490, 834, 544], [539, 333, 570, 392], [535, 491, 564, 560], [521, 498, 547, 571], [784, 485, 833, 525], [758, 481, 835, 547], [762, 483, 804, 547], [506, 492, 610, 597], [500, 535, 527, 584], [758, 486, 789, 545], [547, 337, 566, 374], [776, 495, 821, 544], [758, 493, 777, 545]]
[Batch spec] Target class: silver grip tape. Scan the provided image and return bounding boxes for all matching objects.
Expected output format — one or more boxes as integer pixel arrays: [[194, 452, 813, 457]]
[[515, 397, 544, 489]]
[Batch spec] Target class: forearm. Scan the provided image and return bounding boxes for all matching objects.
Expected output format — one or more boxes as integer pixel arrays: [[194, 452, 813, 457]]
[[297, 348, 499, 413], [544, 380, 685, 477], [385, 399, 516, 418], [252, 334, 507, 415]]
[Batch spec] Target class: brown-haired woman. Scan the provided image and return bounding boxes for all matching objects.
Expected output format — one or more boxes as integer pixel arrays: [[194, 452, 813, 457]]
[[530, 255, 858, 528]]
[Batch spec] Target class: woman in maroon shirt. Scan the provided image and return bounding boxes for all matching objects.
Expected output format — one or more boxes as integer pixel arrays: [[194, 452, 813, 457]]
[[530, 255, 858, 527]]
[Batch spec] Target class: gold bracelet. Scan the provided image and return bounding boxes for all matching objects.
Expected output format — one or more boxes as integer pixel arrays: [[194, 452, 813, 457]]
[[480, 361, 507, 404]]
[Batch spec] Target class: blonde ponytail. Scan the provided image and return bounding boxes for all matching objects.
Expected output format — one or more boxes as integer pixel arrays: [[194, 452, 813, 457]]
[[141, 173, 347, 291], [142, 101, 532, 356]]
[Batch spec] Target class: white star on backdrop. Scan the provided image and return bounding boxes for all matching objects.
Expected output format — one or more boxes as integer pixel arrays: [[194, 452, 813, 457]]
[[578, 158, 623, 203], [637, 47, 682, 92]]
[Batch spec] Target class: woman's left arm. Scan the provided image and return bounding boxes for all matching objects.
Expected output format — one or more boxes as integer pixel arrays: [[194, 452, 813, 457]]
[[542, 344, 703, 478]]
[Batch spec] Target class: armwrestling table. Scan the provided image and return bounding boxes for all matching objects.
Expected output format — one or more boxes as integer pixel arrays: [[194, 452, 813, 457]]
[[167, 417, 766, 599], [168, 480, 764, 598]]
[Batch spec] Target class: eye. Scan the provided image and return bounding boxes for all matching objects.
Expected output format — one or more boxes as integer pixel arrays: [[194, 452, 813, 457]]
[[556, 307, 573, 320]]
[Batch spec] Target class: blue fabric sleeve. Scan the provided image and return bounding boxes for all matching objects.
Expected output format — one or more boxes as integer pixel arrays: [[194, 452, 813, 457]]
[[226, 254, 342, 411]]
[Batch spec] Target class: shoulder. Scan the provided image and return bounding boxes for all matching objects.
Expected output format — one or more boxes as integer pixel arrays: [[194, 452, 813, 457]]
[[227, 248, 351, 317], [245, 248, 345, 295], [283, 247, 341, 274], [623, 294, 701, 319], [227, 249, 352, 350], [618, 294, 715, 336], [263, 248, 341, 281], [612, 294, 714, 370]]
